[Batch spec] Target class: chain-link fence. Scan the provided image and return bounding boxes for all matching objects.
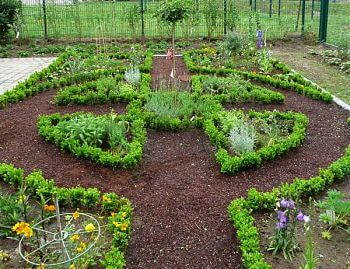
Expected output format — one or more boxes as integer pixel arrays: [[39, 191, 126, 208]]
[[18, 0, 348, 46]]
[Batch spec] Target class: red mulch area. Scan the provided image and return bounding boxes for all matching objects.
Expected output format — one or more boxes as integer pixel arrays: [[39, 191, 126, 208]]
[[1, 60, 350, 268], [151, 56, 191, 90]]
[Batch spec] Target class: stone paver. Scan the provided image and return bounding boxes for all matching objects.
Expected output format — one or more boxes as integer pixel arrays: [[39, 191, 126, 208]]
[[0, 57, 56, 95]]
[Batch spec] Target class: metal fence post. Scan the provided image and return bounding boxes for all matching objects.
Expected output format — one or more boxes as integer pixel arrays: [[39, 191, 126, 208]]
[[278, 0, 281, 17], [224, 0, 227, 35], [42, 0, 48, 39], [301, 0, 306, 37], [319, 0, 329, 42], [140, 0, 145, 40]]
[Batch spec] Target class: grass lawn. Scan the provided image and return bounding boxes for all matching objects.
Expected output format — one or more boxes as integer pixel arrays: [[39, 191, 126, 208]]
[[271, 42, 350, 104]]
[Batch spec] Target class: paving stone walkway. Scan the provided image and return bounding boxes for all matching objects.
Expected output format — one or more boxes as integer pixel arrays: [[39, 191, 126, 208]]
[[0, 57, 56, 95]]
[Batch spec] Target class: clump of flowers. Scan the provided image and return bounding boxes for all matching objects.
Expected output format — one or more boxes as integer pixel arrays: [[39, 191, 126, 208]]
[[268, 198, 310, 260], [12, 222, 33, 238], [44, 204, 56, 212]]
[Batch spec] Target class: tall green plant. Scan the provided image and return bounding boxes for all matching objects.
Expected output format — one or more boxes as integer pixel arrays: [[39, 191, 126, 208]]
[[0, 0, 21, 43], [158, 0, 191, 77], [203, 0, 220, 40]]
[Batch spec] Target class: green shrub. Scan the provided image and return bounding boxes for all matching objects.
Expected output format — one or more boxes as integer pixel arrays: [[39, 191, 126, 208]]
[[0, 0, 21, 42]]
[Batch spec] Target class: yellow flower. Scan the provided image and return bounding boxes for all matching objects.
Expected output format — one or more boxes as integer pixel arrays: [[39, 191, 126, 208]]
[[69, 265, 77, 269], [102, 195, 112, 203], [76, 241, 86, 253], [12, 222, 33, 238], [120, 222, 128, 231], [113, 221, 121, 227], [36, 264, 45, 269], [85, 223, 95, 233], [72, 211, 80, 220], [18, 194, 26, 204], [44, 204, 56, 212], [111, 212, 116, 217], [121, 212, 127, 219], [70, 234, 80, 241]]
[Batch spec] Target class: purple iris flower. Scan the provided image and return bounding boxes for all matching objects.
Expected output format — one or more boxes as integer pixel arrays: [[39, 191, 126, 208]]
[[276, 221, 286, 229], [277, 210, 287, 223], [288, 199, 295, 209], [280, 198, 289, 208], [297, 211, 305, 222]]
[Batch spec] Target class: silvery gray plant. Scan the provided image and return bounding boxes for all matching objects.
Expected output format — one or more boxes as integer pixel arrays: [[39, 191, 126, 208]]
[[124, 66, 141, 86], [229, 118, 256, 154]]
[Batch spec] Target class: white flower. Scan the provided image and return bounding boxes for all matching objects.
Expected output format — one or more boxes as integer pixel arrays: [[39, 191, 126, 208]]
[[303, 215, 311, 223]]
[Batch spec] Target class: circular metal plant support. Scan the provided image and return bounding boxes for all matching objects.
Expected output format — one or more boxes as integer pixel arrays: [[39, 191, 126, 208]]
[[19, 212, 101, 267]]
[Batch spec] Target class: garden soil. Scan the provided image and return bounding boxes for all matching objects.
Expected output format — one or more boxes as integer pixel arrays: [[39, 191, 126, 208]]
[[0, 58, 350, 268]]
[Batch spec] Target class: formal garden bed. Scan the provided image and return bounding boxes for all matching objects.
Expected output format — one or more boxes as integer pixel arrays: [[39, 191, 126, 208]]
[[1, 1, 350, 268]]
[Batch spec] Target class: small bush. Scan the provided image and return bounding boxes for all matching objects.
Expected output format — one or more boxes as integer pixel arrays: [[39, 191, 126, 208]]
[[0, 0, 21, 42], [224, 31, 246, 54]]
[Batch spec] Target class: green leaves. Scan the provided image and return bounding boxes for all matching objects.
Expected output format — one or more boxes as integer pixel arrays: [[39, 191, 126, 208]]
[[37, 112, 147, 169], [158, 0, 191, 24], [205, 110, 308, 174]]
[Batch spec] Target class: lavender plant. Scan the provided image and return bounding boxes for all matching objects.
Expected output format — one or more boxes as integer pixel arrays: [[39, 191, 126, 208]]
[[125, 66, 141, 86], [268, 198, 309, 260], [229, 118, 256, 154]]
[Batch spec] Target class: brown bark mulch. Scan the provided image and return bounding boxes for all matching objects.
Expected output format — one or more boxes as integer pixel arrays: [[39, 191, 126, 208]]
[[0, 58, 350, 268]]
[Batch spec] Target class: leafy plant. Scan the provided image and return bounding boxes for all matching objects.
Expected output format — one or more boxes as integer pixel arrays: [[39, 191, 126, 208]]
[[144, 91, 195, 119], [56, 114, 107, 147], [299, 220, 317, 269], [255, 49, 273, 74], [318, 189, 350, 240], [229, 117, 256, 155], [224, 31, 246, 54]]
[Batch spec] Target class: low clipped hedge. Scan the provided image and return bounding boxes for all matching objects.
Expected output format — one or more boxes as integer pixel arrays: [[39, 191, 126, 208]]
[[54, 73, 152, 106], [0, 162, 132, 269], [203, 110, 309, 174], [183, 50, 333, 103], [0, 50, 154, 109], [37, 111, 147, 169], [228, 145, 350, 268], [191, 75, 285, 104]]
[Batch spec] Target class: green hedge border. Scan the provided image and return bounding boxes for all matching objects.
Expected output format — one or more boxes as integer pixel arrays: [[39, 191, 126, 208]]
[[37, 110, 147, 169], [191, 75, 285, 104], [227, 143, 350, 268], [203, 110, 309, 174], [54, 73, 152, 106], [183, 50, 333, 103], [0, 162, 132, 268], [0, 51, 154, 109]]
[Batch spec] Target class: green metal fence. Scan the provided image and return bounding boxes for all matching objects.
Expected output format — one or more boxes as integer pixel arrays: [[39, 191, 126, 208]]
[[18, 0, 348, 46]]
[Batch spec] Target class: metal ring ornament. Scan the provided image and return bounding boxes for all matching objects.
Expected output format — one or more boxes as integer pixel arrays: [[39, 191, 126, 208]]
[[19, 213, 101, 267]]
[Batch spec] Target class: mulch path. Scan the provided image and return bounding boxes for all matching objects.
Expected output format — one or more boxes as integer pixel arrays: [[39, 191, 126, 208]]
[[1, 58, 350, 268], [151, 56, 191, 90]]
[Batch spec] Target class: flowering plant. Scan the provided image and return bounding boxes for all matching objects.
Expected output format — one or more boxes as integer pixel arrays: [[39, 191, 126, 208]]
[[268, 198, 309, 260]]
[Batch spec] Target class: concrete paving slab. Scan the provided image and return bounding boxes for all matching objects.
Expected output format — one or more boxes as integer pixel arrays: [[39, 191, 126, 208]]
[[0, 57, 56, 95]]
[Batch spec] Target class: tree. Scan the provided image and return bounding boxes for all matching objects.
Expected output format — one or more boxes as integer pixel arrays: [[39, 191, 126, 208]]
[[0, 0, 21, 43], [158, 0, 191, 78]]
